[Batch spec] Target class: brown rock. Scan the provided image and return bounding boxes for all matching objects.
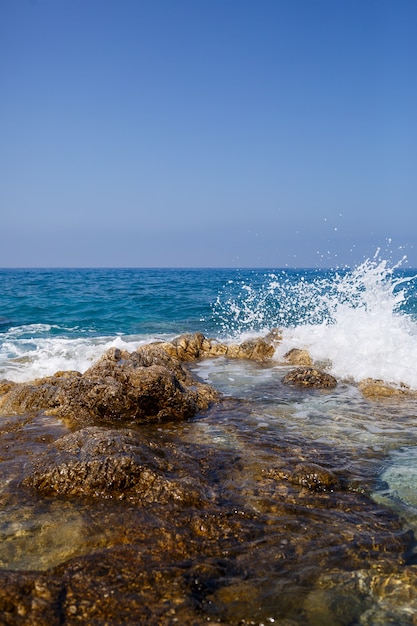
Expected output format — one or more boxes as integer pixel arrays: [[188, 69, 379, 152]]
[[283, 367, 337, 388], [164, 332, 277, 362], [0, 345, 218, 426], [0, 379, 16, 397], [289, 462, 342, 491], [0, 371, 81, 416], [0, 332, 286, 427], [163, 332, 277, 362], [226, 338, 275, 361], [22, 426, 210, 506], [169, 332, 213, 360], [284, 348, 313, 367], [263, 327, 283, 346], [358, 378, 412, 398]]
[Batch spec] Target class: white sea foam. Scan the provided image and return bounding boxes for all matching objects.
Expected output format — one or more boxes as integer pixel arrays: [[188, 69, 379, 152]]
[[213, 252, 417, 389], [2, 255, 417, 389], [0, 334, 163, 383], [274, 254, 417, 389]]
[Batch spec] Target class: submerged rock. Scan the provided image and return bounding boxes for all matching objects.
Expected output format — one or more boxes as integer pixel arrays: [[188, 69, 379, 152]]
[[283, 367, 337, 388], [0, 413, 414, 626], [374, 446, 417, 511], [267, 462, 343, 492], [2, 331, 417, 625], [22, 426, 211, 506]]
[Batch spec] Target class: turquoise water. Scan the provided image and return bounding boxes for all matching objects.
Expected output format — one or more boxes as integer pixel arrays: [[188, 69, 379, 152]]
[[2, 260, 417, 622], [0, 267, 225, 337], [1, 261, 417, 384], [2, 265, 416, 338]]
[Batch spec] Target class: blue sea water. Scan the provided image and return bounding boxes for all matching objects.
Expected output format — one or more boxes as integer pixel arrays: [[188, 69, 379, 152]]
[[1, 258, 417, 385], [2, 257, 417, 621]]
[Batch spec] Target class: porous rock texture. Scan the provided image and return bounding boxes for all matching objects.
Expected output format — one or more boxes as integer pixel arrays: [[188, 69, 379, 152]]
[[358, 378, 414, 398], [284, 348, 313, 367], [0, 332, 282, 427], [22, 426, 211, 506], [283, 367, 337, 389], [0, 338, 219, 427]]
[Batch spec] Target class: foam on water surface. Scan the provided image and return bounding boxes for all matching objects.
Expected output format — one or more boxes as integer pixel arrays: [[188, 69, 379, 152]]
[[214, 252, 417, 389], [1, 256, 417, 388], [0, 331, 170, 382], [277, 256, 417, 388], [2, 264, 417, 621]]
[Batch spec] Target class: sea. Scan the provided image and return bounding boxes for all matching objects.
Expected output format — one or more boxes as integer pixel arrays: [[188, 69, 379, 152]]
[[2, 253, 417, 623], [1, 254, 417, 388]]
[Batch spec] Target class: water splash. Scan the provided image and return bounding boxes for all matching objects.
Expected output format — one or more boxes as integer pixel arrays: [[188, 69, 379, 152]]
[[0, 330, 152, 382], [213, 253, 417, 388]]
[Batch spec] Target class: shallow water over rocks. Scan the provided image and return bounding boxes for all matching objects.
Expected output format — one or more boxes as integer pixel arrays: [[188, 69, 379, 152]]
[[0, 351, 417, 624]]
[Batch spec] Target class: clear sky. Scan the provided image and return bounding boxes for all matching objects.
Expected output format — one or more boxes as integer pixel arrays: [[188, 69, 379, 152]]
[[1, 0, 416, 268]]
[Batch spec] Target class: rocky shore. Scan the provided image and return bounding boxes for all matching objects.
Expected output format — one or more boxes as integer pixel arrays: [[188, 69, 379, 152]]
[[0, 332, 416, 624]]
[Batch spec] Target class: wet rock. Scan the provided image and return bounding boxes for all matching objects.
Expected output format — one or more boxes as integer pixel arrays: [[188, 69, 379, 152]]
[[22, 427, 211, 506], [164, 332, 213, 361], [307, 566, 417, 626], [0, 345, 219, 426], [225, 338, 275, 361], [0, 420, 415, 625], [374, 446, 417, 515], [0, 570, 63, 626], [164, 332, 276, 362], [67, 345, 218, 425], [284, 348, 313, 367], [358, 378, 413, 398], [283, 367, 337, 388], [0, 333, 281, 424], [157, 332, 225, 361], [285, 462, 342, 492], [0, 380, 16, 397], [0, 544, 232, 626], [0, 372, 80, 416], [357, 566, 417, 624]]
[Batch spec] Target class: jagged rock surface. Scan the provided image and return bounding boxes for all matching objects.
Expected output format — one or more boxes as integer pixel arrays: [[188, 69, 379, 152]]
[[0, 340, 219, 426], [22, 426, 211, 506], [0, 333, 280, 425], [283, 367, 337, 388]]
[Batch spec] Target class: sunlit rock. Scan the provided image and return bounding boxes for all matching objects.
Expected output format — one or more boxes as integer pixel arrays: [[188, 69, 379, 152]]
[[162, 332, 276, 362], [165, 332, 213, 360], [0, 372, 81, 416], [274, 462, 342, 492], [0, 346, 218, 426], [0, 333, 281, 424], [225, 338, 275, 361], [263, 327, 283, 345], [284, 348, 313, 366], [0, 379, 16, 397], [358, 378, 413, 398]]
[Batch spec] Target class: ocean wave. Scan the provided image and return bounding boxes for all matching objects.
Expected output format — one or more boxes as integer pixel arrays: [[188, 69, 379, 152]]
[[2, 258, 417, 389], [215, 253, 417, 389], [0, 334, 170, 383]]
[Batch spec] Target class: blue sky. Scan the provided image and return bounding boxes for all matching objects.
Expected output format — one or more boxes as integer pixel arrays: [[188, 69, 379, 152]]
[[1, 0, 416, 268]]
